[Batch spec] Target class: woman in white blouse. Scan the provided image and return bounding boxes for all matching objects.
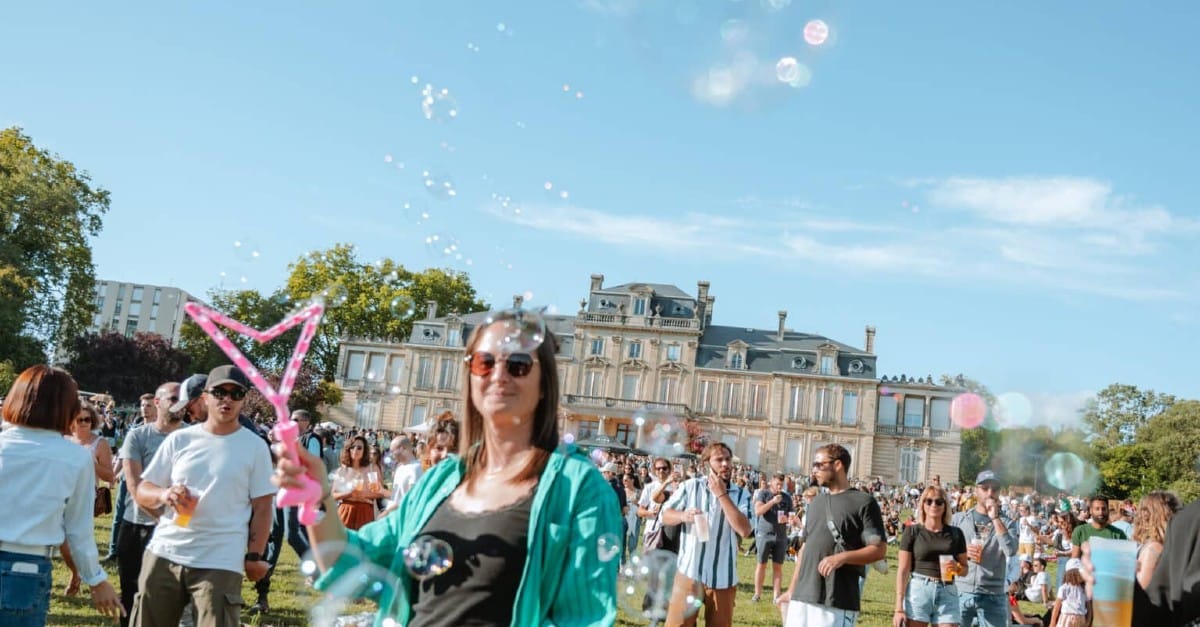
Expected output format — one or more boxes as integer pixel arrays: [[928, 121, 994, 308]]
[[0, 365, 122, 624]]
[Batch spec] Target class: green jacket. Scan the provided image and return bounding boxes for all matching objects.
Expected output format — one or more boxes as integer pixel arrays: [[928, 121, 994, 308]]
[[316, 447, 621, 626]]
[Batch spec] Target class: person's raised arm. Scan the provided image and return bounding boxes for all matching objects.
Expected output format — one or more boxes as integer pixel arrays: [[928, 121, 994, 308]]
[[894, 547, 913, 627]]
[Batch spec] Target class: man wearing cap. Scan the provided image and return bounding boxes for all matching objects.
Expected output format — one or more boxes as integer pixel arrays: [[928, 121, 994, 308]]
[[172, 374, 208, 424], [131, 366, 276, 626], [114, 381, 187, 626], [600, 461, 629, 557], [951, 470, 1018, 627]]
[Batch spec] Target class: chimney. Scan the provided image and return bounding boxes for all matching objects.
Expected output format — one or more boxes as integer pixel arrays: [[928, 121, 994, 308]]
[[425, 300, 438, 320], [696, 280, 710, 303], [590, 274, 604, 292], [705, 296, 715, 327], [865, 325, 876, 354], [513, 294, 524, 309], [777, 311, 787, 341]]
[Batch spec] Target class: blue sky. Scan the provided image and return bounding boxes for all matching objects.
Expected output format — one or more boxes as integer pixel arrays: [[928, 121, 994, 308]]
[[5, 1, 1198, 423]]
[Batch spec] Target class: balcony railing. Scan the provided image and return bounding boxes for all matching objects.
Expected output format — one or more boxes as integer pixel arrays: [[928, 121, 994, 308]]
[[875, 424, 926, 437], [576, 312, 701, 331], [563, 395, 696, 419]]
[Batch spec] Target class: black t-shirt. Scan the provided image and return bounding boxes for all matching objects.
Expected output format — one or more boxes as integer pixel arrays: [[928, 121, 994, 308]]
[[791, 489, 886, 611], [899, 524, 967, 579], [410, 490, 534, 627], [756, 489, 793, 536]]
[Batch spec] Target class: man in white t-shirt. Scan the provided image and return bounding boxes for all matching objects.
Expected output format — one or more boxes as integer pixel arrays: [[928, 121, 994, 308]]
[[131, 365, 276, 626], [1017, 503, 1041, 558], [637, 458, 678, 552], [381, 436, 422, 515]]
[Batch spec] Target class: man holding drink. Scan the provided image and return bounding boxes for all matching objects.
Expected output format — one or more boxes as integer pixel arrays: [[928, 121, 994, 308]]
[[131, 365, 276, 626], [951, 470, 1018, 627], [661, 442, 752, 627], [752, 473, 793, 603]]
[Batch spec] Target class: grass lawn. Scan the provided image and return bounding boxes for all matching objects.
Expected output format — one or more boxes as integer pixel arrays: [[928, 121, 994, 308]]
[[50, 514, 1052, 626]]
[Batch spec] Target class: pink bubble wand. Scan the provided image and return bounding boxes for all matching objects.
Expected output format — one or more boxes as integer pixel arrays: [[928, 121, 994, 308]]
[[184, 300, 326, 524]]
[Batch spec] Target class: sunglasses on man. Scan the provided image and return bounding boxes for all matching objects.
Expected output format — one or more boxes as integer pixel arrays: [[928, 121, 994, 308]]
[[465, 351, 536, 378], [207, 387, 247, 401]]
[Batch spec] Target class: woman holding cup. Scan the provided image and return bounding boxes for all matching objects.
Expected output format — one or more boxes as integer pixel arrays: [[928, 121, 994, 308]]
[[894, 486, 968, 627]]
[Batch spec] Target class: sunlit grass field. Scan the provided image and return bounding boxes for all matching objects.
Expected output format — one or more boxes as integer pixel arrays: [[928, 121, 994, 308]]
[[50, 514, 1051, 626]]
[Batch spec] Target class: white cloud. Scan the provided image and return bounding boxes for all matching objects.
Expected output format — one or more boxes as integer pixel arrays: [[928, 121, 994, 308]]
[[484, 174, 1194, 303]]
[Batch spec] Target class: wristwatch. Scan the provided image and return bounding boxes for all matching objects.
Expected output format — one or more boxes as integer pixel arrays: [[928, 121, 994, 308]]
[[244, 552, 262, 562]]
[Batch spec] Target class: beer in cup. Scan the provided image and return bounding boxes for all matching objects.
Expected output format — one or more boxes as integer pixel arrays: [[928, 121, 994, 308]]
[[939, 555, 956, 583], [1089, 537, 1137, 627]]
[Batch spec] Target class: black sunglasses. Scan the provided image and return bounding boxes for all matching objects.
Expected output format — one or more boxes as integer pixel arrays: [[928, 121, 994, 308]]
[[654, 465, 670, 471], [925, 498, 946, 506], [207, 387, 247, 401], [465, 351, 535, 378]]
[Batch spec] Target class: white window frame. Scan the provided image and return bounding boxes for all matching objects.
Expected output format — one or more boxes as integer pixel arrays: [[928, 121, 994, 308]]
[[628, 341, 642, 359], [698, 380, 716, 413], [748, 384, 767, 417], [841, 391, 858, 426], [722, 382, 741, 415], [590, 338, 605, 356], [621, 373, 639, 400], [788, 384, 805, 422], [666, 345, 681, 362]]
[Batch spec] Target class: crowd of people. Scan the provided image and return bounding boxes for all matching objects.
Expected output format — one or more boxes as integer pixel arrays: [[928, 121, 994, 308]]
[[1, 310, 1199, 626]]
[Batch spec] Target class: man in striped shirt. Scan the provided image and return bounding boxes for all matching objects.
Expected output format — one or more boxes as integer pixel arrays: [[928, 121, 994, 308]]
[[661, 442, 753, 627]]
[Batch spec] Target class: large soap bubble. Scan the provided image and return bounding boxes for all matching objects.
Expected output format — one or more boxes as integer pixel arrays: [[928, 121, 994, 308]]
[[618, 550, 701, 623], [635, 406, 688, 458], [483, 307, 548, 354], [402, 535, 454, 580]]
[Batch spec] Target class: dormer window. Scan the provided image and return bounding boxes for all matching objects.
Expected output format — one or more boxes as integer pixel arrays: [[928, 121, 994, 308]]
[[447, 327, 461, 346], [726, 340, 748, 369], [848, 359, 864, 374], [820, 355, 835, 375], [792, 356, 808, 370], [633, 298, 646, 316], [730, 353, 744, 369]]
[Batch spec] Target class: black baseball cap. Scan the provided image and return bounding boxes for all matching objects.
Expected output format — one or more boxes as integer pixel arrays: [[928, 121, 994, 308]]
[[170, 374, 208, 413], [207, 365, 250, 390]]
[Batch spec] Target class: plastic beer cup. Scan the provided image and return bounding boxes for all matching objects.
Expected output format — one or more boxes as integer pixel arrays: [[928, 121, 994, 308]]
[[939, 555, 956, 583], [693, 512, 711, 542], [1090, 537, 1136, 627], [173, 482, 195, 528]]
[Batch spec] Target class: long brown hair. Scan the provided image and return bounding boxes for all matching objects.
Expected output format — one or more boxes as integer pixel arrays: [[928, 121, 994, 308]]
[[460, 318, 560, 485], [1133, 491, 1182, 546], [339, 435, 371, 469], [2, 365, 80, 435], [916, 485, 952, 526]]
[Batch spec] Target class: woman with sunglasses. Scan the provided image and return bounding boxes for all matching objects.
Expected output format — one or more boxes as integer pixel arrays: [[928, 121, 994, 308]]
[[895, 486, 968, 627], [60, 401, 117, 595], [332, 434, 387, 530], [275, 312, 621, 626], [0, 365, 124, 625]]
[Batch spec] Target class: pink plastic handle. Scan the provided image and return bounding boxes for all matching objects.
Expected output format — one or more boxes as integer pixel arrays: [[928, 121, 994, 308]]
[[184, 300, 326, 523]]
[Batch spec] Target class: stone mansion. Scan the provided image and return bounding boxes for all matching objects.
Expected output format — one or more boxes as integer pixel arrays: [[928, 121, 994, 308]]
[[327, 274, 965, 484]]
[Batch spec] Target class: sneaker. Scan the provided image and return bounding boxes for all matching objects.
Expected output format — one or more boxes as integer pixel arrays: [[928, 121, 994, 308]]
[[751, 594, 761, 602], [247, 598, 269, 615]]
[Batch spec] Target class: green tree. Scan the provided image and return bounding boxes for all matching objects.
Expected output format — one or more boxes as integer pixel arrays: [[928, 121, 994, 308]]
[[282, 244, 487, 380], [1081, 383, 1176, 450], [0, 127, 109, 366], [1138, 400, 1200, 503], [241, 363, 342, 420], [0, 359, 17, 395], [176, 288, 294, 375], [62, 332, 191, 403], [1097, 443, 1157, 500]]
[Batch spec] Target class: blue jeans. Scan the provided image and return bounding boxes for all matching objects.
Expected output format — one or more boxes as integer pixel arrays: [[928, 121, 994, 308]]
[[256, 505, 311, 598], [0, 551, 52, 627], [109, 477, 128, 555], [958, 591, 1008, 627]]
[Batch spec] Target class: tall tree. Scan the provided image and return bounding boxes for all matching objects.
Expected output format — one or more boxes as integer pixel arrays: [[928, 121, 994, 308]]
[[240, 363, 344, 421], [0, 359, 17, 395], [62, 332, 190, 403], [1138, 400, 1200, 503], [282, 244, 487, 380], [176, 288, 294, 375], [0, 127, 109, 366], [1081, 383, 1176, 450]]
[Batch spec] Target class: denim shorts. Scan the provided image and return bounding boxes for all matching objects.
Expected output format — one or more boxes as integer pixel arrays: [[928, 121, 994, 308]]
[[904, 574, 961, 624], [0, 551, 52, 627]]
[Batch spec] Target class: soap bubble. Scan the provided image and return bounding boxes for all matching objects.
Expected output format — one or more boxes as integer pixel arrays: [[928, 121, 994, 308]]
[[597, 533, 622, 562], [217, 269, 250, 287], [1044, 452, 1098, 493], [950, 393, 987, 429], [299, 540, 367, 590], [232, 239, 261, 263], [803, 19, 830, 46], [483, 308, 547, 353], [590, 448, 607, 465], [423, 233, 463, 262], [618, 550, 701, 622], [311, 560, 399, 627], [401, 201, 431, 225], [636, 407, 687, 457], [390, 295, 417, 318], [402, 535, 454, 580], [719, 19, 749, 44], [422, 169, 457, 200], [321, 283, 350, 308], [775, 57, 800, 83], [994, 392, 1034, 429], [419, 84, 458, 122]]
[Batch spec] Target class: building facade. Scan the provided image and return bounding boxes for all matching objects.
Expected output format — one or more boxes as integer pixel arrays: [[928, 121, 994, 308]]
[[87, 280, 198, 345], [328, 274, 964, 483]]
